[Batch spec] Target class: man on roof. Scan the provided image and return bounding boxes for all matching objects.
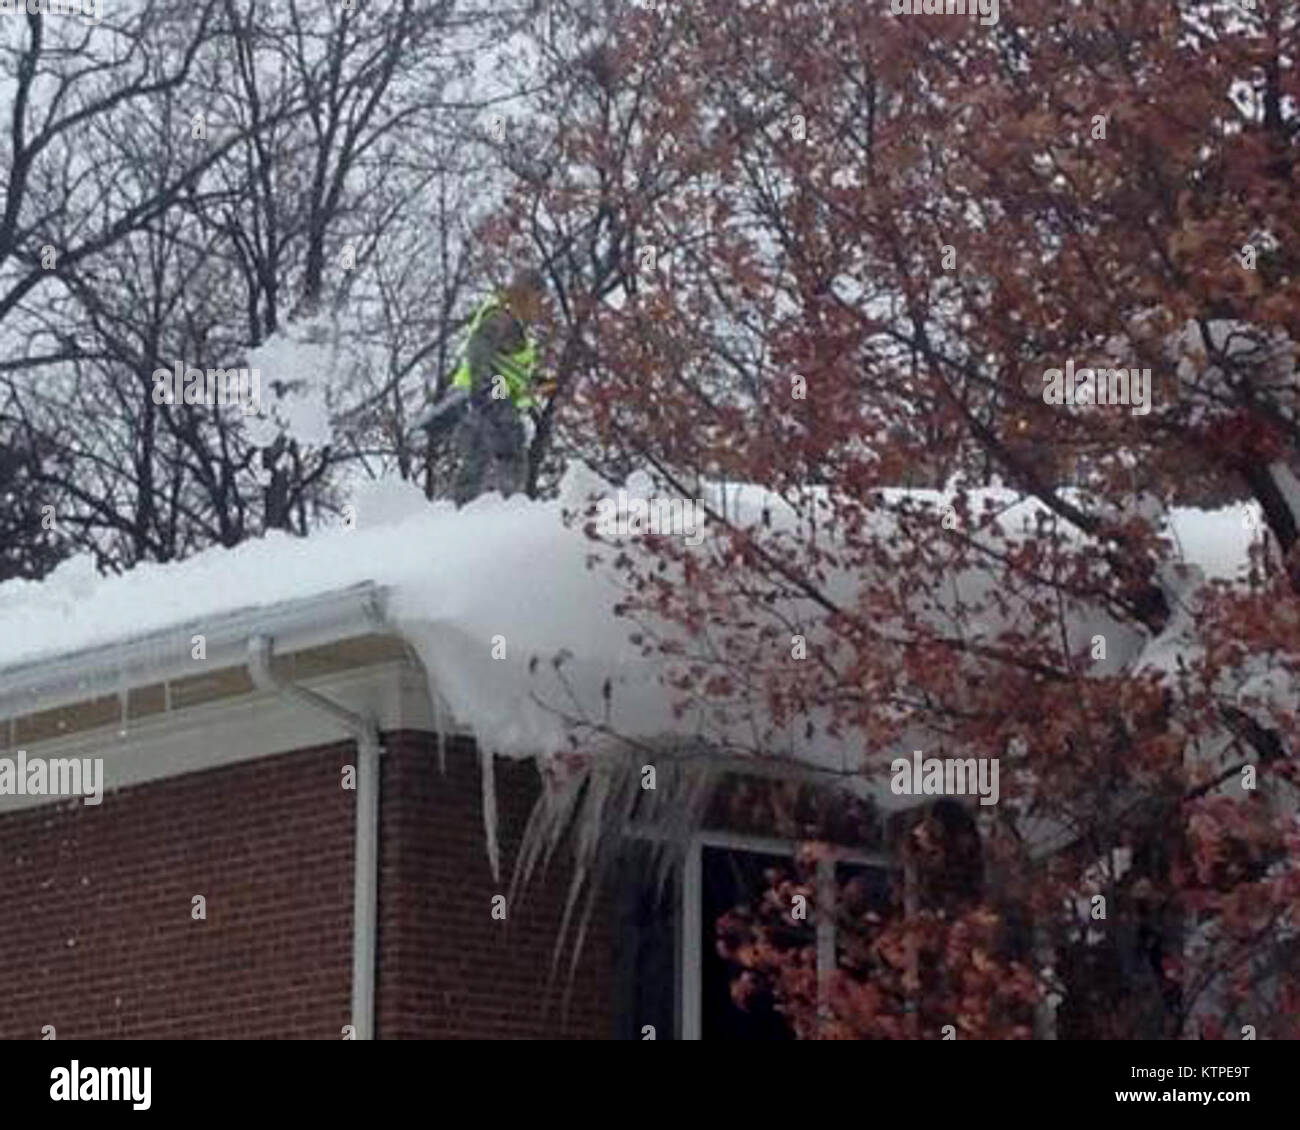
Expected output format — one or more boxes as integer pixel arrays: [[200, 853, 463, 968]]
[[421, 268, 555, 506]]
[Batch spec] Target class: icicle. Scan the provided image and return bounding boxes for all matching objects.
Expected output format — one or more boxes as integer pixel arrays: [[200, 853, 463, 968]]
[[116, 670, 129, 739], [433, 692, 447, 776], [481, 744, 501, 884]]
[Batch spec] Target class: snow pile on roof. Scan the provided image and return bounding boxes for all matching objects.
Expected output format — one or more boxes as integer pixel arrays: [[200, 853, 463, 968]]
[[0, 464, 1264, 794]]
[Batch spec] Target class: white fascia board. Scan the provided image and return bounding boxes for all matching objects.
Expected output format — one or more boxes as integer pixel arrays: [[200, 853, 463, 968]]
[[0, 582, 391, 723]]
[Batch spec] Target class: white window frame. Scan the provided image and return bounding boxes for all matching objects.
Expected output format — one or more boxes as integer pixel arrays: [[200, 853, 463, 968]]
[[678, 830, 891, 1040]]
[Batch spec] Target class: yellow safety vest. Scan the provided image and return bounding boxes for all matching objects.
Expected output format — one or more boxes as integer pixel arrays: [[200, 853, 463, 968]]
[[450, 294, 539, 411]]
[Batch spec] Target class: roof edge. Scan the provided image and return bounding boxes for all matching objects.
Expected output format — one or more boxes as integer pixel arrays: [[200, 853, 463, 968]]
[[0, 581, 391, 723]]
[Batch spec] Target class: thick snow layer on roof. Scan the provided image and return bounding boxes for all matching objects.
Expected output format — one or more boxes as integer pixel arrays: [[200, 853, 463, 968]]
[[0, 464, 1262, 787]]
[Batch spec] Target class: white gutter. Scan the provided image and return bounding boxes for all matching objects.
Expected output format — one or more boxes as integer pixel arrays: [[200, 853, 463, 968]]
[[0, 583, 389, 722], [248, 634, 382, 1041]]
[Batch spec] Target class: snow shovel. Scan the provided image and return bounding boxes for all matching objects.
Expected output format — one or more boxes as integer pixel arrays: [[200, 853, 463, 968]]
[[418, 386, 470, 441]]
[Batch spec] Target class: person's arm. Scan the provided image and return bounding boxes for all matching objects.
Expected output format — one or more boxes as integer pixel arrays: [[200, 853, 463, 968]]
[[465, 309, 526, 405]]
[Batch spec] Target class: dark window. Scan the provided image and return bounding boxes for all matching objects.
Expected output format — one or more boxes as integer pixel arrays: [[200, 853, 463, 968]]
[[701, 846, 795, 1040], [612, 843, 677, 1040]]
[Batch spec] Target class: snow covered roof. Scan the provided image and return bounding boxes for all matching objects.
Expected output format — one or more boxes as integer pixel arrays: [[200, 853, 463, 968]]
[[0, 464, 1262, 794], [0, 466, 685, 763]]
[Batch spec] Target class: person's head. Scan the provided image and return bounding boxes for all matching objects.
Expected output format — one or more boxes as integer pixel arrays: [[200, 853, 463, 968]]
[[502, 267, 549, 322]]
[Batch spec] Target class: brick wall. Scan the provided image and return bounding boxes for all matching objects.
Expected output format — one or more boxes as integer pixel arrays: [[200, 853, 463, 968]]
[[0, 732, 617, 1040], [377, 733, 615, 1039], [0, 743, 355, 1039]]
